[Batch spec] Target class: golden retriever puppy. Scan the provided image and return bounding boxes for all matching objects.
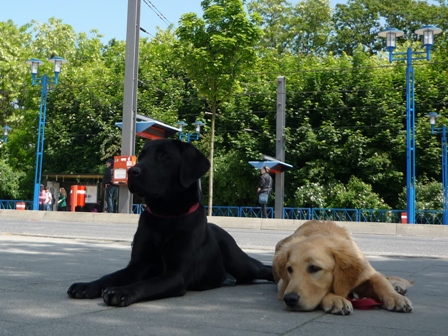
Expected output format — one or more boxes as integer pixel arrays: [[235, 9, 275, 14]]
[[273, 220, 413, 315]]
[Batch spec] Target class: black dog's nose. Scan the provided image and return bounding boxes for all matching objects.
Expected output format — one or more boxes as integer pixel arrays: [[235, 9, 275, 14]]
[[128, 166, 141, 177], [283, 292, 300, 308]]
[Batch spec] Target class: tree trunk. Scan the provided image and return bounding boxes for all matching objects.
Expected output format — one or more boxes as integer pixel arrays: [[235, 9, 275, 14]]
[[207, 104, 216, 216]]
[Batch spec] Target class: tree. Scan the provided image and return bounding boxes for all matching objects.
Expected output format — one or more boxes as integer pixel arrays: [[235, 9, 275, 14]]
[[28, 19, 122, 175], [0, 157, 25, 199], [0, 20, 32, 127], [294, 177, 389, 209], [329, 0, 448, 56], [329, 0, 382, 55], [247, 0, 294, 54], [290, 0, 332, 54], [2, 5, 448, 213], [398, 177, 443, 211], [247, 0, 332, 55], [0, 20, 32, 198], [176, 0, 263, 215]]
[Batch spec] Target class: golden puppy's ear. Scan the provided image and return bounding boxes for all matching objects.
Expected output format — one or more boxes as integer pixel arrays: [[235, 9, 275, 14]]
[[331, 241, 364, 297], [273, 246, 291, 298], [273, 247, 289, 281]]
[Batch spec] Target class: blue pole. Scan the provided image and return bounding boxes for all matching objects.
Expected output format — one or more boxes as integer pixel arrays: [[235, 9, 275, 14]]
[[405, 47, 416, 224], [32, 74, 48, 211], [442, 126, 448, 225], [178, 131, 200, 143]]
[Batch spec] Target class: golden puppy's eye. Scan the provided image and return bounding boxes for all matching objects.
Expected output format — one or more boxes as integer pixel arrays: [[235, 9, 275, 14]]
[[307, 264, 322, 274], [287, 266, 293, 274]]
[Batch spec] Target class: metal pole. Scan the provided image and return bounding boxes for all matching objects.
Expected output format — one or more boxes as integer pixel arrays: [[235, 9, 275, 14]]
[[405, 47, 416, 224], [442, 126, 448, 225], [118, 0, 141, 214], [275, 76, 286, 219], [33, 74, 48, 211]]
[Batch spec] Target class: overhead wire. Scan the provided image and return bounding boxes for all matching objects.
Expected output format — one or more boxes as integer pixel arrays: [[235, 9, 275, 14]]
[[142, 0, 171, 27], [140, 27, 156, 39]]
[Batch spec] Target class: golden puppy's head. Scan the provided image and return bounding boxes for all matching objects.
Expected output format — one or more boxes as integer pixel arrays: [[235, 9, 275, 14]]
[[273, 233, 364, 311]]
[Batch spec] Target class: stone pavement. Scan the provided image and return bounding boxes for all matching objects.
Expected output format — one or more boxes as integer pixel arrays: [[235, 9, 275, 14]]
[[1, 212, 448, 335]]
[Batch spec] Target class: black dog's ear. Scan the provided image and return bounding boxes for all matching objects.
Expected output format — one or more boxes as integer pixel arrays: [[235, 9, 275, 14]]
[[179, 141, 211, 188]]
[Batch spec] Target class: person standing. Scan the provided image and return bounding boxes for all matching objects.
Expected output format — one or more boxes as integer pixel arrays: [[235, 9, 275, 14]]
[[45, 187, 53, 211], [103, 158, 118, 213], [39, 184, 46, 211], [57, 187, 67, 211], [257, 166, 272, 219]]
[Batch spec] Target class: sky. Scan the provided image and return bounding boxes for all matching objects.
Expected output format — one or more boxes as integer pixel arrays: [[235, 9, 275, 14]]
[[0, 0, 343, 43]]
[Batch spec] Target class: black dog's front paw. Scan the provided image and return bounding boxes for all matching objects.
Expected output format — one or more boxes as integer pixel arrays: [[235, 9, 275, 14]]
[[102, 287, 134, 307], [67, 282, 102, 299]]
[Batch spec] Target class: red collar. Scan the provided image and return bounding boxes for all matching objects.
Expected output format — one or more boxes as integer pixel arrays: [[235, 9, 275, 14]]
[[146, 203, 200, 218]]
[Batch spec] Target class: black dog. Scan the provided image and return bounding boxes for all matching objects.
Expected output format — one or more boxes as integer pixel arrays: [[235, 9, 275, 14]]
[[67, 139, 274, 306]]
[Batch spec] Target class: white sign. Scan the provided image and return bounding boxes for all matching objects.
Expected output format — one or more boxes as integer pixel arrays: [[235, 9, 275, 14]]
[[114, 168, 127, 180], [85, 185, 98, 204]]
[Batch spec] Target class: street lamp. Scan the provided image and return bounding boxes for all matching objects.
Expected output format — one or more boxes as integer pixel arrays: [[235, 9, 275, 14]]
[[378, 25, 441, 224], [26, 56, 68, 211], [2, 126, 12, 143], [425, 112, 448, 225], [176, 120, 204, 142]]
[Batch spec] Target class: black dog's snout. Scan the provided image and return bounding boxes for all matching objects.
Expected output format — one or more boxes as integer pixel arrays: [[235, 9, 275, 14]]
[[283, 292, 300, 308], [128, 166, 141, 177]]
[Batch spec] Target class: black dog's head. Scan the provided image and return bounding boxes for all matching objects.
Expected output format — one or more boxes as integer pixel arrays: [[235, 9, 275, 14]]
[[128, 139, 210, 209]]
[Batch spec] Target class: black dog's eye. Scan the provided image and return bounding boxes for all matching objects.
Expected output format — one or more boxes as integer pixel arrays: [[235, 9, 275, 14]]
[[159, 153, 170, 161], [287, 266, 293, 274], [307, 264, 322, 274]]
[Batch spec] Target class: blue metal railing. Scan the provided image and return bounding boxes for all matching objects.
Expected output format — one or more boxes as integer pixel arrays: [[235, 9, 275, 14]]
[[0, 200, 34, 210], [210, 206, 240, 217], [359, 209, 400, 223], [1, 199, 445, 224], [310, 208, 359, 222], [416, 210, 443, 225], [239, 206, 274, 218], [283, 207, 311, 220], [132, 203, 145, 215]]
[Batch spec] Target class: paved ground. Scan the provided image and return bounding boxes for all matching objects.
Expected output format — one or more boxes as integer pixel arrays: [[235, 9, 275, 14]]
[[1, 215, 448, 335]]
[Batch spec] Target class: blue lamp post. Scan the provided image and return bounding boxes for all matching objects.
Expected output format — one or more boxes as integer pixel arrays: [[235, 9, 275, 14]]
[[378, 26, 441, 224], [425, 112, 448, 225], [26, 56, 67, 211], [176, 120, 204, 142], [2, 126, 12, 143]]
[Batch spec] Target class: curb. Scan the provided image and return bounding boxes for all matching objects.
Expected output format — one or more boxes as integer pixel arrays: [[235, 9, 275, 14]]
[[2, 210, 448, 238]]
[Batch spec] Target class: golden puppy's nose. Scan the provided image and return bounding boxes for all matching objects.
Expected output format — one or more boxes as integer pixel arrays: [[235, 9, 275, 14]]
[[283, 292, 299, 308]]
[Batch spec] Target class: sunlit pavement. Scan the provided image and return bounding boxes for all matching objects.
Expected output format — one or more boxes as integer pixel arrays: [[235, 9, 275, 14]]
[[1, 231, 448, 335]]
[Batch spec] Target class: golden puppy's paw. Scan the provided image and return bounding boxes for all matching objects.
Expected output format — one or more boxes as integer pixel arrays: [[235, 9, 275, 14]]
[[387, 276, 413, 296], [321, 294, 353, 315], [382, 293, 413, 313]]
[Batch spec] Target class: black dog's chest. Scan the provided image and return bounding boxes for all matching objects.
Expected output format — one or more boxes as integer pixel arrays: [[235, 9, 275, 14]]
[[132, 214, 201, 257]]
